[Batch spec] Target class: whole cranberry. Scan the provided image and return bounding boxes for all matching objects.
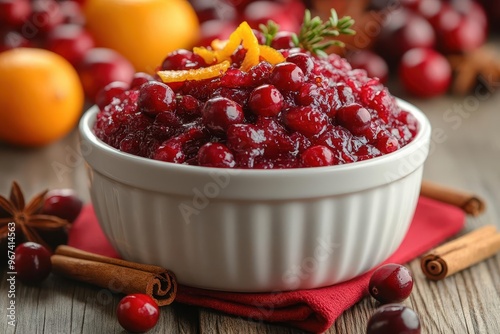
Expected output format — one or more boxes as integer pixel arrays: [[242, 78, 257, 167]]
[[399, 48, 451, 98], [336, 104, 372, 136], [45, 24, 95, 65], [161, 49, 206, 71], [130, 72, 154, 89], [347, 50, 389, 84], [78, 48, 135, 101], [198, 142, 236, 168], [202, 97, 244, 133], [249, 84, 284, 117], [138, 81, 176, 117], [116, 294, 159, 333], [42, 189, 83, 223], [154, 140, 185, 163], [375, 9, 435, 64], [284, 106, 329, 138], [300, 145, 336, 167], [376, 134, 400, 154], [432, 4, 486, 53], [366, 304, 421, 334], [0, 0, 31, 28], [286, 53, 314, 76], [95, 81, 129, 110], [15, 242, 52, 285], [270, 62, 305, 92], [369, 263, 414, 304], [30, 0, 64, 34], [271, 31, 296, 50]]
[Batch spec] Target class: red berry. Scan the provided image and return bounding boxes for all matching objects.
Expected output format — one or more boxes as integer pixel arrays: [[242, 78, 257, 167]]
[[154, 140, 185, 163], [286, 52, 314, 75], [130, 72, 154, 89], [138, 81, 176, 117], [42, 189, 83, 223], [366, 304, 421, 334], [399, 48, 451, 98], [249, 84, 284, 117], [369, 263, 414, 304], [270, 62, 305, 92], [96, 81, 129, 110], [198, 142, 236, 168], [202, 97, 244, 133], [0, 0, 31, 28], [46, 24, 95, 65], [336, 103, 372, 136], [284, 106, 329, 138], [161, 49, 206, 71], [300, 145, 336, 167], [271, 31, 296, 50], [15, 242, 52, 285], [376, 9, 435, 64], [78, 48, 135, 101], [116, 294, 159, 333]]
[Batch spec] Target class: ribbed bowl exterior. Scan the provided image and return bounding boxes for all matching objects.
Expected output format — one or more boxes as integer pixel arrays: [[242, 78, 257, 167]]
[[81, 99, 431, 292]]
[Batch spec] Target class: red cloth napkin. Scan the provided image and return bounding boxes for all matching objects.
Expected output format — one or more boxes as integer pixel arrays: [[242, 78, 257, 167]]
[[68, 196, 465, 333]]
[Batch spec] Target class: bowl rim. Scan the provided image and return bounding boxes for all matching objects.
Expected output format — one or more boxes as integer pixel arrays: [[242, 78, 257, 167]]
[[80, 98, 431, 176], [79, 98, 431, 199]]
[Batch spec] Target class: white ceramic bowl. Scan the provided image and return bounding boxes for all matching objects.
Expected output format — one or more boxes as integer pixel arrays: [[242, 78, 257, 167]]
[[79, 99, 431, 292]]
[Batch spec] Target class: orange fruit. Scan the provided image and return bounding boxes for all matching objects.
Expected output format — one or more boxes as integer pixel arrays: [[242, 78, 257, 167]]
[[0, 48, 84, 147], [84, 0, 200, 73]]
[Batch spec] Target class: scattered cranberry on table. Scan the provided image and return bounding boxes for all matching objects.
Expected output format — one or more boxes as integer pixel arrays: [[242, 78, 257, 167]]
[[366, 304, 421, 334], [14, 242, 52, 285], [42, 189, 83, 223], [399, 48, 451, 98], [117, 294, 160, 333], [369, 263, 414, 304]]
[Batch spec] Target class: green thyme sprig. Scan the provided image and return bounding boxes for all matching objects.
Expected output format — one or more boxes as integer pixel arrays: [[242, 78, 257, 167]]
[[293, 9, 355, 58], [259, 20, 280, 46]]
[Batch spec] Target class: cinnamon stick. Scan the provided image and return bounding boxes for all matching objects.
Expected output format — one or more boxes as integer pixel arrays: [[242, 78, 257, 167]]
[[51, 245, 177, 306], [420, 181, 486, 216], [421, 225, 500, 280]]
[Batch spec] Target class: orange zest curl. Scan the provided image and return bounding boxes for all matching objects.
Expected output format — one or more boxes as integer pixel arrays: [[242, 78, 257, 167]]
[[157, 60, 231, 83]]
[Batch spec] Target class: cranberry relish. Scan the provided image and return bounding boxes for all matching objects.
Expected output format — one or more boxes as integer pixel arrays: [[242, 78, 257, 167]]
[[93, 48, 418, 169]]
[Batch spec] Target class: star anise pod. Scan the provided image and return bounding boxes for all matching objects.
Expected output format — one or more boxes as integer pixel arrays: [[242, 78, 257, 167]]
[[448, 45, 500, 95], [0, 181, 69, 249]]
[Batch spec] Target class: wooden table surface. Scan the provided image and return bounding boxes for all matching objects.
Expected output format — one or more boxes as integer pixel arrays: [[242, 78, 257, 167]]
[[1, 91, 500, 333]]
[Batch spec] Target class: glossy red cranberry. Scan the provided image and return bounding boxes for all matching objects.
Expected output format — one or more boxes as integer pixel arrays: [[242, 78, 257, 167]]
[[0, 0, 31, 28], [46, 24, 95, 65], [78, 48, 135, 101], [284, 106, 328, 138], [376, 134, 400, 154], [432, 3, 486, 53], [42, 189, 83, 223], [336, 104, 372, 136], [376, 9, 435, 64], [138, 81, 176, 117], [369, 263, 414, 304], [202, 97, 244, 133], [300, 145, 335, 167], [198, 142, 236, 168], [15, 242, 52, 285], [161, 49, 206, 70], [366, 304, 421, 334], [270, 62, 305, 92], [227, 123, 266, 153], [30, 0, 64, 34], [116, 294, 159, 333], [286, 52, 314, 75], [96, 81, 129, 110], [130, 72, 154, 89], [399, 48, 451, 98], [347, 50, 389, 84], [154, 140, 185, 163], [249, 84, 284, 117], [271, 31, 296, 49]]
